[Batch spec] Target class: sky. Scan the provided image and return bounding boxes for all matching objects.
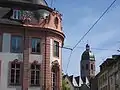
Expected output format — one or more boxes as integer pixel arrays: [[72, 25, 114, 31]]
[[46, 0, 120, 76]]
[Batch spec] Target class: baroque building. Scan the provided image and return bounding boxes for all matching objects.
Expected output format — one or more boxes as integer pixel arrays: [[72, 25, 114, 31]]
[[0, 0, 65, 90], [81, 44, 95, 83]]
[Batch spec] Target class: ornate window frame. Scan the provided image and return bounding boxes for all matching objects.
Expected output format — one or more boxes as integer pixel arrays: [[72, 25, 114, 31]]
[[8, 59, 22, 86], [30, 60, 41, 86]]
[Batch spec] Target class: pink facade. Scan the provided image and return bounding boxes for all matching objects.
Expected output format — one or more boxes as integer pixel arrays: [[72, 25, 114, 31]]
[[0, 0, 65, 90]]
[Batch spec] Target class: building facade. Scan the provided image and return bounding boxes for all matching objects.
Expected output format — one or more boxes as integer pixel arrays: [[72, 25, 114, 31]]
[[0, 0, 65, 90], [98, 55, 120, 90]]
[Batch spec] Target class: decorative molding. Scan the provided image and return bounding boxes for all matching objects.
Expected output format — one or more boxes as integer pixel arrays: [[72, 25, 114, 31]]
[[32, 60, 39, 64]]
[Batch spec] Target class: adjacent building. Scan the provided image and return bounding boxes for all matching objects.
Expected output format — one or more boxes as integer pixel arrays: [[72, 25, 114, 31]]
[[97, 55, 120, 90], [62, 75, 90, 90], [0, 0, 65, 90]]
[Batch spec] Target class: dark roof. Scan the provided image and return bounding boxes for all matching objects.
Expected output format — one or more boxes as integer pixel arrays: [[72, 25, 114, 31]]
[[69, 75, 73, 83], [75, 76, 80, 86], [0, 6, 50, 25], [0, 0, 48, 6], [100, 57, 119, 72]]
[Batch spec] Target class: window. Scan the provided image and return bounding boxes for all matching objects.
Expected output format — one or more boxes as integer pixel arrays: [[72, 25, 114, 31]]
[[91, 64, 93, 70], [54, 17, 59, 28], [53, 72, 56, 90], [11, 36, 23, 53], [81, 65, 84, 70], [111, 77, 113, 84], [31, 38, 41, 54], [12, 9, 22, 20], [30, 63, 40, 86], [9, 61, 21, 85], [53, 41, 59, 57], [86, 64, 88, 70]]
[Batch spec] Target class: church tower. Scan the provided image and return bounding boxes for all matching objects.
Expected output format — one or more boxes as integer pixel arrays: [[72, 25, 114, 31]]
[[80, 44, 95, 83]]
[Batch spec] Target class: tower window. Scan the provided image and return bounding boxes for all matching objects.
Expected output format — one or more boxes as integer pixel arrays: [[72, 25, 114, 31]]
[[11, 36, 23, 53], [86, 64, 88, 70], [31, 38, 41, 54], [30, 63, 40, 86], [91, 64, 93, 70], [53, 41, 59, 57]]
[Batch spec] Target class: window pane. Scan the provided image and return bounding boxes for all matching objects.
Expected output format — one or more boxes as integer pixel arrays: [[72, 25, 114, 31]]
[[16, 70, 20, 84], [86, 64, 88, 70], [31, 71, 35, 79], [31, 64, 35, 69], [31, 80, 34, 85], [11, 36, 22, 53], [36, 79, 39, 85], [11, 69, 15, 83], [53, 41, 59, 57], [32, 38, 41, 53], [91, 64, 93, 70], [36, 71, 40, 79], [16, 64, 20, 69], [11, 63, 15, 68], [36, 65, 40, 70]]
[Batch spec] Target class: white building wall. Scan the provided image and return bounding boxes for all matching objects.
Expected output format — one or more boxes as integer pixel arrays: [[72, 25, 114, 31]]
[[0, 33, 23, 90], [0, 53, 23, 90], [0, 33, 43, 90], [2, 33, 11, 52]]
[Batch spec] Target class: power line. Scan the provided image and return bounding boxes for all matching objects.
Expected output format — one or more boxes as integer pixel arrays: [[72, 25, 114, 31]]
[[72, 0, 117, 51], [65, 50, 73, 74], [65, 0, 117, 74], [63, 45, 117, 51]]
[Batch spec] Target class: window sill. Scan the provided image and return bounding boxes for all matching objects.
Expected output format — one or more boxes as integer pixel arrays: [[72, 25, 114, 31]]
[[31, 52, 41, 55], [9, 83, 21, 86], [30, 85, 40, 87], [11, 52, 22, 54], [53, 55, 59, 59]]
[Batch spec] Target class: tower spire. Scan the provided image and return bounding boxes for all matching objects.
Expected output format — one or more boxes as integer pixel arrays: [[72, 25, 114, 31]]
[[86, 44, 90, 51]]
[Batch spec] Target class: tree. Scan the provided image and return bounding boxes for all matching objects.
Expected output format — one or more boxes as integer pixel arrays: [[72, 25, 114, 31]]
[[62, 79, 70, 90]]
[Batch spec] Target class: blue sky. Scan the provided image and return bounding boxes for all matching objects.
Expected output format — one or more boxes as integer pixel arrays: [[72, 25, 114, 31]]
[[46, 0, 120, 76]]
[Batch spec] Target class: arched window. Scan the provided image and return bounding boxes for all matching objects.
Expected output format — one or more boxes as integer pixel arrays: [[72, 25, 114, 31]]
[[54, 17, 59, 28], [52, 61, 60, 90], [9, 59, 22, 85], [30, 61, 40, 86]]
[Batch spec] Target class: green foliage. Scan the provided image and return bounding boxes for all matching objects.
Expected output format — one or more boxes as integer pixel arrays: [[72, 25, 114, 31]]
[[62, 79, 70, 90]]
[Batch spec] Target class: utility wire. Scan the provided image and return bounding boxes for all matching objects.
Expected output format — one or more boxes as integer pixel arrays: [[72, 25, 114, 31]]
[[64, 45, 117, 51], [72, 0, 117, 51], [65, 0, 117, 74]]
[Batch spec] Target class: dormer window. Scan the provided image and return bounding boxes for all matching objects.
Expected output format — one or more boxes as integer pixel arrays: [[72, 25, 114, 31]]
[[12, 9, 22, 20]]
